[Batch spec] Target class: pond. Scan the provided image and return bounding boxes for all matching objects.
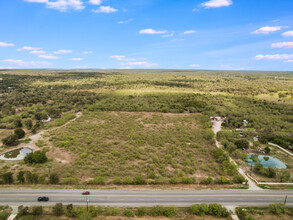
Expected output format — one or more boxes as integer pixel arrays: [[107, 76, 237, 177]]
[[247, 154, 287, 169], [0, 148, 32, 161]]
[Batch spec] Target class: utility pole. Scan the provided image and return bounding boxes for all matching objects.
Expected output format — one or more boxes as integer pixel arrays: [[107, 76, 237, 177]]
[[284, 195, 287, 206], [86, 198, 89, 211]]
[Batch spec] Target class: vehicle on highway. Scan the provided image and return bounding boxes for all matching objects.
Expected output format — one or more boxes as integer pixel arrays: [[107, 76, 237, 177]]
[[38, 196, 49, 201], [82, 191, 90, 195]]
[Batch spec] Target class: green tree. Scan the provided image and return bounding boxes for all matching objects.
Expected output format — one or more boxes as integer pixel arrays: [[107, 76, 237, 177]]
[[17, 171, 25, 184], [2, 172, 13, 184], [24, 119, 33, 130], [32, 206, 43, 215], [14, 119, 22, 128], [264, 146, 271, 154], [234, 139, 249, 150], [2, 134, 19, 146], [53, 203, 63, 216], [49, 173, 59, 184], [14, 128, 25, 139], [279, 170, 291, 183]]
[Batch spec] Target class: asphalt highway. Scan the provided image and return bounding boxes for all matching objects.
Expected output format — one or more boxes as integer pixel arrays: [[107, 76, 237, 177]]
[[0, 189, 293, 207]]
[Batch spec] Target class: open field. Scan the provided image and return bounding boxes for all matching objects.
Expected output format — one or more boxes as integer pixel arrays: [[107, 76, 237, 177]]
[[0, 70, 292, 187]]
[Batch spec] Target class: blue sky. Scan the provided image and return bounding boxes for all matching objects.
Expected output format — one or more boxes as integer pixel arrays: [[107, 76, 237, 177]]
[[0, 0, 293, 70]]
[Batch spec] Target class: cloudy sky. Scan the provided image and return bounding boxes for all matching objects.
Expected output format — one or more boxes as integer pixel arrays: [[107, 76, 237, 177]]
[[0, 0, 293, 70]]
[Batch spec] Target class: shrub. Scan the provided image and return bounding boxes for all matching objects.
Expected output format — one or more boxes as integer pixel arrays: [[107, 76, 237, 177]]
[[24, 119, 33, 130], [65, 204, 76, 217], [208, 203, 229, 217], [132, 175, 146, 185], [236, 207, 247, 220], [149, 205, 165, 217], [53, 203, 63, 216], [234, 139, 249, 150], [32, 206, 43, 215], [2, 134, 19, 146], [182, 176, 196, 184], [264, 146, 271, 154], [104, 207, 119, 216], [14, 128, 25, 139], [136, 207, 147, 217], [0, 211, 9, 220], [49, 173, 59, 184], [215, 176, 230, 184], [61, 177, 78, 185], [200, 177, 213, 185], [190, 204, 208, 216], [233, 175, 247, 184], [163, 206, 177, 217], [279, 170, 291, 183], [89, 176, 106, 185], [269, 203, 285, 215], [123, 209, 134, 217], [17, 206, 29, 218]]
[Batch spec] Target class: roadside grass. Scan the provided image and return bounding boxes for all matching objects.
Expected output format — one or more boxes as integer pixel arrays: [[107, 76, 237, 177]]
[[236, 206, 293, 220], [17, 204, 230, 220]]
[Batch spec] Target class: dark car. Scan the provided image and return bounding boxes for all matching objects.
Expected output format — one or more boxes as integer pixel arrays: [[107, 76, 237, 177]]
[[38, 196, 49, 201], [82, 191, 90, 195]]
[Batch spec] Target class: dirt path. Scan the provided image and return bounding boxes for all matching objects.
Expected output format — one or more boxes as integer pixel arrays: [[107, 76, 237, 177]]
[[0, 112, 82, 156], [211, 117, 262, 190]]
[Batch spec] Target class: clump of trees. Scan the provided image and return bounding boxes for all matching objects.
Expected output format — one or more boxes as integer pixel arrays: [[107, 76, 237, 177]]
[[24, 150, 48, 164], [253, 163, 291, 182], [190, 203, 229, 218], [2, 134, 19, 146]]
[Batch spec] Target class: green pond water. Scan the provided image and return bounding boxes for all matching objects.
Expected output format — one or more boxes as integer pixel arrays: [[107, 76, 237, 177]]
[[247, 154, 287, 169], [0, 148, 32, 161]]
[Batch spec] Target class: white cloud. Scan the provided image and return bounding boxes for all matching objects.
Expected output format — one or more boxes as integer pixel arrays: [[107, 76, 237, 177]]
[[0, 42, 15, 47], [161, 33, 174, 38], [183, 30, 196, 34], [271, 42, 293, 49], [17, 46, 41, 51], [47, 0, 85, 11], [110, 55, 144, 61], [29, 50, 46, 55], [139, 29, 167, 34], [89, 0, 102, 5], [79, 51, 93, 55], [54, 49, 73, 54], [201, 0, 232, 8], [118, 19, 133, 24], [25, 0, 85, 12], [282, 31, 293, 37], [254, 54, 293, 60], [284, 60, 293, 63], [2, 59, 52, 67], [70, 58, 83, 61], [92, 6, 118, 13], [252, 26, 283, 35], [120, 61, 158, 68], [190, 64, 200, 67], [38, 54, 59, 59]]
